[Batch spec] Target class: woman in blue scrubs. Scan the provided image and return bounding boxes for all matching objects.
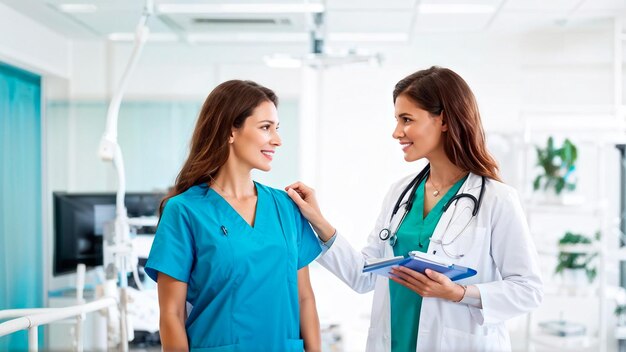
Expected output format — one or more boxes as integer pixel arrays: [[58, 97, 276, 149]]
[[145, 80, 322, 351]]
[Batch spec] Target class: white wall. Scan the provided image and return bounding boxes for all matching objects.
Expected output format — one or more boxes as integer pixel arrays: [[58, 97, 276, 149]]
[[0, 2, 71, 78], [69, 41, 305, 101]]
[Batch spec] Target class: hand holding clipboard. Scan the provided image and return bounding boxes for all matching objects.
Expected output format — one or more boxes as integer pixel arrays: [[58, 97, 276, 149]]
[[363, 251, 477, 281]]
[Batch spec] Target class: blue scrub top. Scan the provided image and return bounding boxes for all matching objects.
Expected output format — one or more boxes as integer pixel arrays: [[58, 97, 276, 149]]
[[145, 182, 322, 351]]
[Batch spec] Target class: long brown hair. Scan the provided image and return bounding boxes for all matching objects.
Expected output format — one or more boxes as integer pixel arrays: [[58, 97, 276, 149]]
[[160, 80, 278, 214], [393, 66, 501, 182]]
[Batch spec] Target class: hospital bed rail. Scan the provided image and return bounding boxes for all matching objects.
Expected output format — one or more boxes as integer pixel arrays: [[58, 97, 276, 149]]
[[0, 297, 117, 352]]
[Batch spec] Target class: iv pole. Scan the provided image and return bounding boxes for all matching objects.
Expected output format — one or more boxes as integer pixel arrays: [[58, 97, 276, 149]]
[[97, 1, 152, 350]]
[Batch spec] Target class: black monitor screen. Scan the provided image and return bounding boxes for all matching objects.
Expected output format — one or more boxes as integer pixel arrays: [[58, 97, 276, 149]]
[[53, 192, 165, 276]]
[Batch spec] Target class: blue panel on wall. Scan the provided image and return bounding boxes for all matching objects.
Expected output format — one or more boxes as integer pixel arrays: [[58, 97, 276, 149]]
[[45, 99, 300, 193], [0, 63, 43, 349]]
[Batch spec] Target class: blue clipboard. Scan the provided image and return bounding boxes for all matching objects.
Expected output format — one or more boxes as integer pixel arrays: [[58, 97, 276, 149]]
[[363, 252, 477, 281]]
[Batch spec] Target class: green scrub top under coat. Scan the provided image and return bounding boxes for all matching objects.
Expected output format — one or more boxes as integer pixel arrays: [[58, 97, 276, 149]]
[[145, 182, 322, 352], [390, 175, 468, 352]]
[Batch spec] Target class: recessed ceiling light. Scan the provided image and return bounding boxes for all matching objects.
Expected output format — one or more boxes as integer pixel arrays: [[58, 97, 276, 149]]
[[56, 3, 98, 13], [263, 54, 303, 69], [418, 4, 494, 14], [328, 32, 408, 42], [186, 32, 308, 43], [108, 32, 178, 42], [264, 52, 382, 69], [157, 3, 324, 14]]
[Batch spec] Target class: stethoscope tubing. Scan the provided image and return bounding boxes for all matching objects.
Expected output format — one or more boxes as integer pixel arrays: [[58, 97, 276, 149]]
[[379, 164, 485, 249]]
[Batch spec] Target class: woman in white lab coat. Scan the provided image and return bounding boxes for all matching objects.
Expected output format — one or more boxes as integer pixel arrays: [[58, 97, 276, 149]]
[[286, 66, 543, 352]]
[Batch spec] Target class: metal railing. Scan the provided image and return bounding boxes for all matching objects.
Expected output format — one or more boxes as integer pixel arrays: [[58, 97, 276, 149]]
[[0, 297, 117, 352]]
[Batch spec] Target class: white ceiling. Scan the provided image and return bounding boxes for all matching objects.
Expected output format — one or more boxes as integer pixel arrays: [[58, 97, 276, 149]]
[[2, 0, 626, 46]]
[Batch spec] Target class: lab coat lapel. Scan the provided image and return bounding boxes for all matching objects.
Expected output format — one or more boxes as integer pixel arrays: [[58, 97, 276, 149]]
[[430, 172, 481, 243]]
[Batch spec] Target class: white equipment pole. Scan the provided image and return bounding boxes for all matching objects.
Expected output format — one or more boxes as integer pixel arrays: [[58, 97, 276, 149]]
[[97, 1, 152, 350]]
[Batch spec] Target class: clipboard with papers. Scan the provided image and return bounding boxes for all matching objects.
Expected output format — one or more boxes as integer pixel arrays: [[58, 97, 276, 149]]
[[362, 251, 477, 281]]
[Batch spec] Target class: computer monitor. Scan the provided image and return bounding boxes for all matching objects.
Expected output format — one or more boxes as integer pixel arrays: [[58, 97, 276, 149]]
[[52, 191, 165, 276]]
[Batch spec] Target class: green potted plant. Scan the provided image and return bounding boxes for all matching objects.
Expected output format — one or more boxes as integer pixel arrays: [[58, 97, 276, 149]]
[[615, 288, 626, 326], [533, 136, 578, 196], [616, 305, 626, 326], [555, 231, 599, 284]]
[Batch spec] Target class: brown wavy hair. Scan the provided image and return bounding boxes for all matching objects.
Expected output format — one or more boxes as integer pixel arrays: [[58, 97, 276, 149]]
[[393, 66, 502, 182], [159, 80, 278, 215]]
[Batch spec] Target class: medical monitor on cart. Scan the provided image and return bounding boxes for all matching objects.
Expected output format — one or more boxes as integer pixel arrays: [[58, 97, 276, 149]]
[[52, 191, 164, 276]]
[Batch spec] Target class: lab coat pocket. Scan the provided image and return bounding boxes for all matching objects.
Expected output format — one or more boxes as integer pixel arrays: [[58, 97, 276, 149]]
[[417, 329, 431, 349], [366, 327, 387, 351], [440, 326, 503, 352]]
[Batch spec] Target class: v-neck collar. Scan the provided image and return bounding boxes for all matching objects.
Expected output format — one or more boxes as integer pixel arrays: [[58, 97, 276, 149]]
[[418, 175, 467, 222], [206, 181, 263, 231]]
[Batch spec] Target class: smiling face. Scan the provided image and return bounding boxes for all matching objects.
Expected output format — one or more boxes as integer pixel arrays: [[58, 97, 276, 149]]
[[229, 100, 282, 172], [392, 93, 447, 162]]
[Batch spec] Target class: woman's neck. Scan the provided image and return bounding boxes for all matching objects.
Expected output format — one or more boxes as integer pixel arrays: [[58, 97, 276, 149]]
[[427, 157, 467, 187], [212, 164, 255, 199]]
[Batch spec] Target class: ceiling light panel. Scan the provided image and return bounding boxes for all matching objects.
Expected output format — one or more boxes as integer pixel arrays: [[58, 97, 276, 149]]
[[414, 13, 494, 32], [418, 3, 495, 14], [326, 0, 416, 10], [501, 0, 584, 11], [48, 0, 172, 35], [56, 3, 97, 13], [156, 3, 324, 14], [49, 0, 137, 12], [66, 12, 172, 34], [487, 12, 571, 32], [186, 32, 308, 43], [326, 11, 413, 32], [108, 32, 179, 42], [327, 32, 409, 42], [578, 0, 626, 11], [161, 12, 307, 33]]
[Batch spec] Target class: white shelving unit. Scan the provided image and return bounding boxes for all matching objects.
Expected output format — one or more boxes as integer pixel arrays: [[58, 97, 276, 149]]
[[520, 120, 624, 352], [615, 326, 626, 340], [519, 18, 626, 346], [530, 333, 598, 351], [486, 16, 626, 352], [524, 201, 607, 351], [611, 15, 626, 350]]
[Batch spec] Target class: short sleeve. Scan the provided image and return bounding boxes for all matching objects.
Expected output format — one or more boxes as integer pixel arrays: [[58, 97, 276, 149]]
[[144, 200, 195, 283], [296, 211, 322, 269]]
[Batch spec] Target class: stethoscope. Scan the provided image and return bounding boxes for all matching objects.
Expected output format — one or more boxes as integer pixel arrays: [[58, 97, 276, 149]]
[[378, 164, 486, 258]]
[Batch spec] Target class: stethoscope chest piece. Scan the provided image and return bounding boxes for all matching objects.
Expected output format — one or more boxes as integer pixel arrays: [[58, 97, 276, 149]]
[[379, 228, 391, 241]]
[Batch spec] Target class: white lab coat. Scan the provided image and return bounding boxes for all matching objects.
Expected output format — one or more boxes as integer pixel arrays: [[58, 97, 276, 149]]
[[316, 172, 543, 352]]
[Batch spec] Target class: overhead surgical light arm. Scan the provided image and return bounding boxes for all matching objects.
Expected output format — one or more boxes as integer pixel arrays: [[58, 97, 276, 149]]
[[99, 0, 152, 216], [97, 1, 152, 351]]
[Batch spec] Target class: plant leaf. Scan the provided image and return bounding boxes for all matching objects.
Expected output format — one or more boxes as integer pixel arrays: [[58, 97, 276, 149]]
[[533, 176, 541, 190]]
